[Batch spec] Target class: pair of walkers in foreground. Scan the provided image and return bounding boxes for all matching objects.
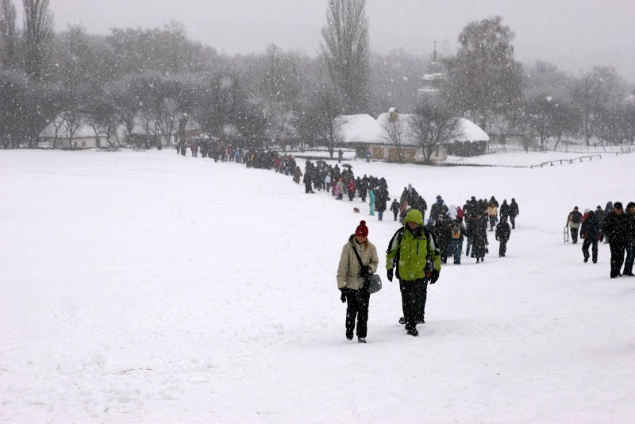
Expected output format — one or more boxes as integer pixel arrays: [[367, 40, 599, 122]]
[[336, 210, 441, 343]]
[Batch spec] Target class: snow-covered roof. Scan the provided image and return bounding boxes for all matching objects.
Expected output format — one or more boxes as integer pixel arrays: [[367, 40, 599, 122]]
[[335, 114, 385, 144], [335, 114, 489, 145], [454, 118, 490, 142]]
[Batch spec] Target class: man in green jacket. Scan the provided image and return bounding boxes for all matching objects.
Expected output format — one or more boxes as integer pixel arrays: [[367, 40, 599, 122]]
[[386, 209, 441, 336]]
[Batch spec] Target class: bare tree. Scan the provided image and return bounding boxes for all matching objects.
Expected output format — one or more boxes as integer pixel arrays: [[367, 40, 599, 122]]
[[297, 84, 343, 157], [259, 44, 301, 143], [83, 89, 119, 148], [571, 66, 626, 146], [379, 110, 407, 163], [409, 100, 461, 163], [520, 132, 536, 153], [22, 0, 53, 80], [0, 0, 18, 69], [320, 0, 370, 114], [595, 101, 628, 146], [60, 108, 82, 149]]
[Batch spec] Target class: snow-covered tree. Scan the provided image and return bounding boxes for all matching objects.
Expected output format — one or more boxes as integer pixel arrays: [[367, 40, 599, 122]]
[[443, 16, 523, 132], [320, 0, 370, 114]]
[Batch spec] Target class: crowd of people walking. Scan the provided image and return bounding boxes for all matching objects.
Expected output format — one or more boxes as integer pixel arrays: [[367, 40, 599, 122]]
[[567, 202, 635, 278], [176, 143, 633, 343]]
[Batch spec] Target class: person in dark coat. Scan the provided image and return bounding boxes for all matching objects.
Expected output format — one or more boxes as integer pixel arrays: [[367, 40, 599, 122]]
[[414, 194, 428, 221], [465, 213, 477, 257], [433, 214, 452, 264], [495, 217, 511, 257], [303, 162, 314, 193], [595, 205, 605, 242], [375, 184, 389, 221], [390, 198, 400, 221], [509, 198, 519, 229], [500, 200, 510, 220], [581, 210, 600, 263], [602, 202, 631, 278], [430, 196, 448, 224], [623, 202, 635, 276], [470, 214, 489, 263]]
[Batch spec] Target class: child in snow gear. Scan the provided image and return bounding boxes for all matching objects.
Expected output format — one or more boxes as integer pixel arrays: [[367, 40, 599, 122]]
[[337, 221, 379, 343], [386, 209, 441, 335]]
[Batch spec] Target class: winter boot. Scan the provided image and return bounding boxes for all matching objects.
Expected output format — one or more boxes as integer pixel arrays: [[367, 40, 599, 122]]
[[358, 337, 366, 343], [398, 317, 406, 325]]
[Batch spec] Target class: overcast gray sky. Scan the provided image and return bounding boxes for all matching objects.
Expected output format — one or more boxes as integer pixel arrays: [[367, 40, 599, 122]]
[[36, 0, 635, 79]]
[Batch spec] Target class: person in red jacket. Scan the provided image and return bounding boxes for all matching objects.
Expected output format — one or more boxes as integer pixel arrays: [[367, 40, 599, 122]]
[[347, 178, 356, 201]]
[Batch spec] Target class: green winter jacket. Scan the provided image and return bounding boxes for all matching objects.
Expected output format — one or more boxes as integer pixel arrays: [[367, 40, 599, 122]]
[[386, 209, 441, 281]]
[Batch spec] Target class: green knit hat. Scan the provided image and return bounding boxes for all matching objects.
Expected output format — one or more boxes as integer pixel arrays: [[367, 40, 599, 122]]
[[404, 209, 423, 225]]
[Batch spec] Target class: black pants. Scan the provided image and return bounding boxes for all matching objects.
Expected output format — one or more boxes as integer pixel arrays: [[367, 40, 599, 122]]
[[625, 244, 634, 275], [344, 289, 370, 338], [399, 279, 425, 330], [609, 243, 627, 278], [570, 227, 579, 243], [510, 215, 516, 229], [582, 238, 598, 263], [499, 240, 508, 257]]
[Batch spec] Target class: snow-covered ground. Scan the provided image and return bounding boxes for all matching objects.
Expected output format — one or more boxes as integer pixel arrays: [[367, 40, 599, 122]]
[[1, 148, 633, 423]]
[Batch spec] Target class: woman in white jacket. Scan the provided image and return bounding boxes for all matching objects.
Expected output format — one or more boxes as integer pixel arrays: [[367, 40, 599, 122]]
[[336, 221, 379, 343]]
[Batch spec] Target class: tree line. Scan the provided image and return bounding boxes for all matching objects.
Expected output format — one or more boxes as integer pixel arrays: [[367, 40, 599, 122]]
[[1, 0, 633, 154]]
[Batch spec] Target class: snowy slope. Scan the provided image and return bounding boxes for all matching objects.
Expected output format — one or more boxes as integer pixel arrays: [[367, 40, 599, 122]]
[[1, 149, 634, 423]]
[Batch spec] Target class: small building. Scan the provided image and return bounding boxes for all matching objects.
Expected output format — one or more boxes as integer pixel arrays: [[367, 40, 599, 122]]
[[335, 112, 489, 162], [39, 115, 112, 149], [445, 118, 490, 157]]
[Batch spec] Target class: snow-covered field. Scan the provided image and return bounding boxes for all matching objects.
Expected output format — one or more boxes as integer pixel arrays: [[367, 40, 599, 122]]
[[1, 148, 633, 423]]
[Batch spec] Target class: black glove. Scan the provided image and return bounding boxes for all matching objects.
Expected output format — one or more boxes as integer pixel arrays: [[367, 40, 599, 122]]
[[495, 237, 499, 241], [430, 269, 440, 284], [340, 289, 347, 303], [360, 265, 370, 277], [424, 264, 432, 279], [387, 269, 393, 282]]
